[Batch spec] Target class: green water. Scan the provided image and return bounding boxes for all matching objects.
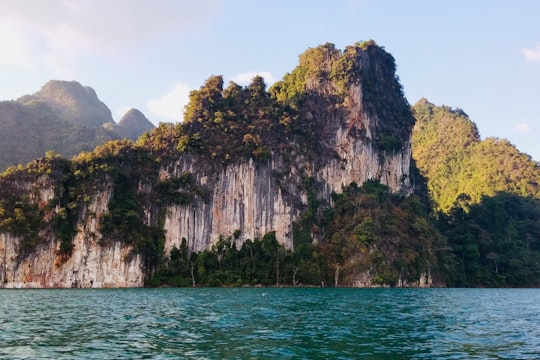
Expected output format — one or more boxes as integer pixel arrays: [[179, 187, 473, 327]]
[[0, 288, 539, 359]]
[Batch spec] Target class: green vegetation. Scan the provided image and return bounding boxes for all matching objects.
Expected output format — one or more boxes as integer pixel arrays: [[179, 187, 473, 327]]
[[150, 232, 322, 287], [180, 75, 282, 161], [1, 43, 539, 288], [320, 181, 442, 286], [412, 99, 540, 213], [412, 99, 540, 287], [439, 193, 540, 287], [0, 189, 43, 257]]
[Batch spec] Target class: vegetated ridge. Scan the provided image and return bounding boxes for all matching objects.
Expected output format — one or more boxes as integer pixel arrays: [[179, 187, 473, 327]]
[[412, 99, 540, 286]]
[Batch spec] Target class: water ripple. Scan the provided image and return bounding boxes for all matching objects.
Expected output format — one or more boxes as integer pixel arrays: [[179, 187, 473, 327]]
[[0, 288, 539, 359]]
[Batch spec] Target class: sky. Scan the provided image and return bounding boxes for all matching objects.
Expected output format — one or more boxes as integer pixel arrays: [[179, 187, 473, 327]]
[[0, 0, 539, 161]]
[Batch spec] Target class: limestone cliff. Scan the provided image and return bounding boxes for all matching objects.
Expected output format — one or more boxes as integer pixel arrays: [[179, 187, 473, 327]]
[[0, 170, 143, 287], [0, 41, 418, 287]]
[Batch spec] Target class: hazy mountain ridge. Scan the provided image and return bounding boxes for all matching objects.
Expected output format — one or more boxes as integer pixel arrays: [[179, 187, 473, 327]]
[[0, 80, 155, 171], [117, 109, 154, 140], [18, 80, 114, 127]]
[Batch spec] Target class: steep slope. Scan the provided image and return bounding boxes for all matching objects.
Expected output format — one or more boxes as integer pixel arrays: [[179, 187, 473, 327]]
[[0, 81, 155, 170], [412, 99, 540, 287], [155, 41, 415, 253], [0, 41, 423, 288], [412, 99, 540, 212]]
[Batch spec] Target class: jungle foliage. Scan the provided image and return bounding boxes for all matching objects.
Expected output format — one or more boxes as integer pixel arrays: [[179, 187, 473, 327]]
[[150, 232, 327, 288], [412, 99, 540, 286], [412, 99, 540, 213], [439, 193, 540, 287], [150, 181, 444, 288], [1, 43, 540, 288]]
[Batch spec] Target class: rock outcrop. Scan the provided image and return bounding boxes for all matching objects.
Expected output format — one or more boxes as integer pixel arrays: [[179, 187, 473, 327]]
[[0, 41, 417, 287], [0, 170, 144, 287]]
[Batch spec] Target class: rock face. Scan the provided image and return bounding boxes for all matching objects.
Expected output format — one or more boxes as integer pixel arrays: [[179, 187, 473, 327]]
[[162, 156, 302, 253], [0, 41, 416, 287], [163, 145, 411, 254], [162, 42, 414, 252], [0, 178, 143, 288], [0, 224, 143, 289]]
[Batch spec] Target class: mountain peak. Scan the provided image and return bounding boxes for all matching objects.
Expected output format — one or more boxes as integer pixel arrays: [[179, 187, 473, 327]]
[[118, 108, 155, 140], [40, 80, 95, 96], [18, 80, 113, 127]]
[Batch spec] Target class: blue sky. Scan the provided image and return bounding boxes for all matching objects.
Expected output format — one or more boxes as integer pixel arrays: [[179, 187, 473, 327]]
[[1, 0, 539, 160]]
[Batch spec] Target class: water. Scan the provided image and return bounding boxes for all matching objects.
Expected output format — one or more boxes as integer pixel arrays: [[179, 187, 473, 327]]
[[0, 288, 539, 359]]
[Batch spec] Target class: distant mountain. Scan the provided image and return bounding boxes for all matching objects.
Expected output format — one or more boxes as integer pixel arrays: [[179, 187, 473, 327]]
[[411, 98, 540, 213], [117, 108, 155, 140], [0, 80, 154, 170], [18, 80, 114, 127]]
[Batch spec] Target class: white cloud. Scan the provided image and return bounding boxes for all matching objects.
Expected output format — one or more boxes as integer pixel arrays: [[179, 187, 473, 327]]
[[231, 71, 277, 86], [0, 20, 35, 67], [521, 45, 540, 62], [0, 0, 221, 74], [514, 122, 534, 133], [147, 83, 191, 122], [44, 23, 88, 77]]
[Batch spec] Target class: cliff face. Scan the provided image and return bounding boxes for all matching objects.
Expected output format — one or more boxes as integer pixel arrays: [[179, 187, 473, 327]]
[[0, 179, 143, 288], [0, 41, 416, 287], [162, 156, 301, 253], [162, 145, 411, 255], [163, 42, 414, 253]]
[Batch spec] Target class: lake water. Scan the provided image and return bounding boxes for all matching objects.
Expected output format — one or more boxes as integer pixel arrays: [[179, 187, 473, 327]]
[[0, 288, 539, 359]]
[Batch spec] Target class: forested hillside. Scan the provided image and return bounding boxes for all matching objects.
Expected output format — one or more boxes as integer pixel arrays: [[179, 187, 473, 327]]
[[412, 98, 540, 213], [412, 99, 540, 287]]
